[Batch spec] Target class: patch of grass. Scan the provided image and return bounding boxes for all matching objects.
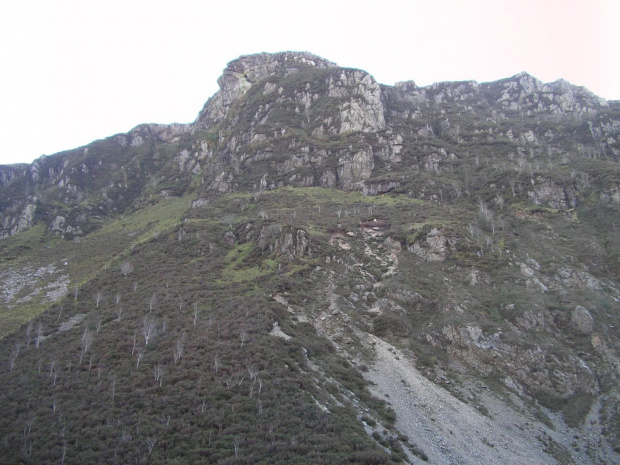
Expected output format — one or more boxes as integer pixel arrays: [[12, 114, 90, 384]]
[[219, 242, 276, 283], [0, 224, 58, 264], [534, 391, 594, 428]]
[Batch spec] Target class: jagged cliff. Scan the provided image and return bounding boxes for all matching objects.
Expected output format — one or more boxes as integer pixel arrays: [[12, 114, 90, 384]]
[[2, 52, 617, 240], [1, 52, 619, 464]]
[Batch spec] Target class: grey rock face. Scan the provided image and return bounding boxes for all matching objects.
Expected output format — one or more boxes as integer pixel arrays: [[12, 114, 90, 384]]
[[409, 227, 458, 261], [256, 223, 310, 259], [2, 50, 619, 244], [0, 201, 36, 239], [327, 70, 385, 133], [337, 148, 375, 190], [275, 228, 310, 259], [440, 323, 599, 398], [194, 53, 388, 195], [196, 52, 337, 127], [210, 171, 235, 193], [571, 306, 594, 334], [49, 215, 83, 238], [488, 72, 607, 114], [528, 179, 576, 210], [363, 181, 400, 196], [0, 165, 26, 187]]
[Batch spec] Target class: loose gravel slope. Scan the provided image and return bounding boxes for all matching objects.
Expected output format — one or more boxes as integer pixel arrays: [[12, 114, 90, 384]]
[[365, 334, 558, 465]]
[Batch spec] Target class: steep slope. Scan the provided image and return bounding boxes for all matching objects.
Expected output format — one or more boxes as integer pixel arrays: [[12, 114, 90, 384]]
[[1, 51, 620, 464]]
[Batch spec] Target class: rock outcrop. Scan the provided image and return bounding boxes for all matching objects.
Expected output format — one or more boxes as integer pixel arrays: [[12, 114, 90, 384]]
[[438, 323, 599, 399], [195, 52, 338, 127], [408, 227, 458, 261], [571, 306, 594, 335], [0, 200, 37, 239], [3, 51, 620, 239]]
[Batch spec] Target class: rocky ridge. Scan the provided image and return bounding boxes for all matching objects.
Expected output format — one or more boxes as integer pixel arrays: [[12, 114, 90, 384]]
[[2, 52, 617, 240]]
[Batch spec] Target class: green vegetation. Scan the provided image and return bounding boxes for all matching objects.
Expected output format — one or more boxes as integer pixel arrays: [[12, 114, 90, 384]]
[[0, 196, 191, 336], [0, 204, 407, 463], [534, 392, 595, 429]]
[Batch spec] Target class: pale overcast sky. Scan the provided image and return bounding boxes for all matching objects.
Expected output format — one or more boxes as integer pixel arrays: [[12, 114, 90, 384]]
[[1, 0, 618, 165]]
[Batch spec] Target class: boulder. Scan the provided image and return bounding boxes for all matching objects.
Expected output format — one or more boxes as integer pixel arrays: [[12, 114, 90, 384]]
[[571, 306, 594, 334]]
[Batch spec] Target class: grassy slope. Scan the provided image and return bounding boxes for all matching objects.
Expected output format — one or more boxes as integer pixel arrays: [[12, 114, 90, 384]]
[[0, 196, 191, 337], [1, 183, 620, 462], [0, 189, 412, 464]]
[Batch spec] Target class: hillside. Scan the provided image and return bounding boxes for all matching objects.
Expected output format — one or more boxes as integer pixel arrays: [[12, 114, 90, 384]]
[[0, 51, 619, 464]]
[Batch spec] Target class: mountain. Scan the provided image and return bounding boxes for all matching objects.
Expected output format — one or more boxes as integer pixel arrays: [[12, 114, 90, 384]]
[[0, 51, 619, 464]]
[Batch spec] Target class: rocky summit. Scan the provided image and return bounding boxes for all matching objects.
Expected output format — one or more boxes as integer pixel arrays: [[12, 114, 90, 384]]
[[0, 52, 619, 464]]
